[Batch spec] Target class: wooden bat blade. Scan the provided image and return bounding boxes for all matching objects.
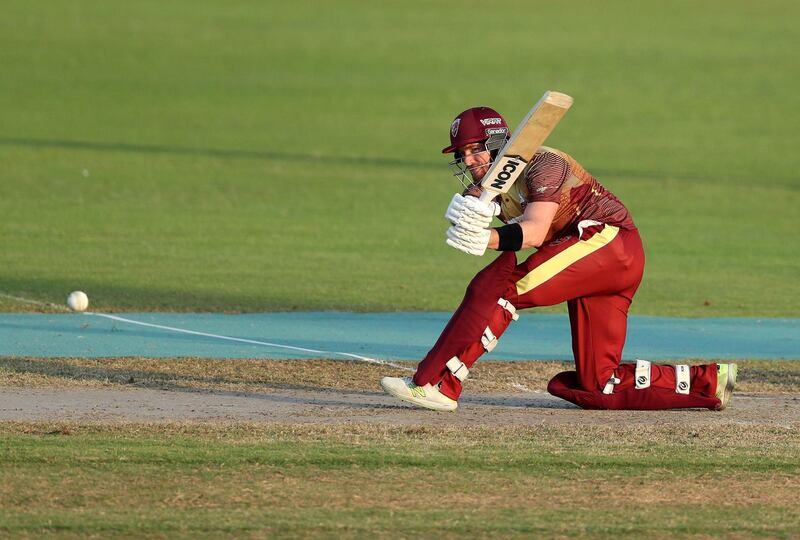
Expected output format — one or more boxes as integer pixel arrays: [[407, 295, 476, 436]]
[[504, 91, 573, 160], [479, 91, 573, 202]]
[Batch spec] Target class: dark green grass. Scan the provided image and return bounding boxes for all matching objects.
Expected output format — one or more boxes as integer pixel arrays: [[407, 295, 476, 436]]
[[1, 423, 798, 538], [1, 0, 798, 315]]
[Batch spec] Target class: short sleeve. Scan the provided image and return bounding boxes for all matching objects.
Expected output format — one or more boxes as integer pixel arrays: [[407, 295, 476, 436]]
[[525, 151, 570, 203]]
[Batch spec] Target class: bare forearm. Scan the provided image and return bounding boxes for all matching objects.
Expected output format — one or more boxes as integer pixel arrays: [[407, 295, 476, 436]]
[[519, 220, 549, 248]]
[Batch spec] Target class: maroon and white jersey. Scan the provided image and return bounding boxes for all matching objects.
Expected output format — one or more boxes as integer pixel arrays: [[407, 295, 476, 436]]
[[496, 146, 636, 242]]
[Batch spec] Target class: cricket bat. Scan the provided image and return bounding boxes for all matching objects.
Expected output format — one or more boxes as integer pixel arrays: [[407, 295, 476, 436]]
[[478, 91, 573, 203]]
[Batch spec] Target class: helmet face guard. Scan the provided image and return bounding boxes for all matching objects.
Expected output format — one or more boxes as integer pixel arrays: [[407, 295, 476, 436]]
[[448, 131, 509, 188], [442, 107, 509, 188]]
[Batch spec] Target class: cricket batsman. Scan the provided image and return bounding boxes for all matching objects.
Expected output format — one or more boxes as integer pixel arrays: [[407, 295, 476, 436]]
[[380, 105, 738, 411]]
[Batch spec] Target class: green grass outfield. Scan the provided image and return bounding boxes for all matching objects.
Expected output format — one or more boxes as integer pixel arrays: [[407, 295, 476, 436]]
[[1, 423, 798, 539], [1, 0, 798, 316], [2, 5, 798, 538]]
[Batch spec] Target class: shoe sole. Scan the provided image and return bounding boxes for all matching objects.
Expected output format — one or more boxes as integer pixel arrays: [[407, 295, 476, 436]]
[[380, 380, 457, 412], [717, 363, 738, 411]]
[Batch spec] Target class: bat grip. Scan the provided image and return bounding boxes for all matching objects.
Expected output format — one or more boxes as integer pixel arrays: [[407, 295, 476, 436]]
[[478, 189, 496, 203]]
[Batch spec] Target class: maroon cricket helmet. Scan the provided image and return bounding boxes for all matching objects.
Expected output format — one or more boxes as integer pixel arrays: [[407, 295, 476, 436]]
[[442, 106, 509, 154]]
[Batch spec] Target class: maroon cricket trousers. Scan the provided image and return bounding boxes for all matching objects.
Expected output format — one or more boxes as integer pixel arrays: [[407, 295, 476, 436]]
[[413, 224, 721, 410]]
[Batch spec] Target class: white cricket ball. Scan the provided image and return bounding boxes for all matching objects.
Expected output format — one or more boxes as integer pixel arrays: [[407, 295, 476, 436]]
[[67, 291, 89, 312]]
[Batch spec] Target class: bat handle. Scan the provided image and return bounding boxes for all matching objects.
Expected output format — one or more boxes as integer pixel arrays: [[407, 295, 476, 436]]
[[478, 189, 496, 204]]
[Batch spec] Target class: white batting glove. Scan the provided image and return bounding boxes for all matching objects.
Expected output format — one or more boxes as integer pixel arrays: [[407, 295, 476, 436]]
[[462, 194, 501, 219], [446, 224, 491, 256], [445, 208, 491, 233], [444, 194, 500, 230]]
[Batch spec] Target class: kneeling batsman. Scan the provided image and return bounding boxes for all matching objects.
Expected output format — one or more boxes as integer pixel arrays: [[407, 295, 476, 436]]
[[379, 103, 738, 413]]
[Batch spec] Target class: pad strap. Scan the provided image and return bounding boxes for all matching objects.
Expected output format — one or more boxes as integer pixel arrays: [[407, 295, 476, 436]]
[[674, 364, 690, 394], [446, 356, 469, 382], [635, 360, 651, 390], [481, 327, 498, 352], [602, 375, 621, 395], [497, 298, 519, 321]]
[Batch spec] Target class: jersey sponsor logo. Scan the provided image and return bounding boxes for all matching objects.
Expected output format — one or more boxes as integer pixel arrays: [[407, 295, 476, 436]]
[[480, 117, 503, 126], [450, 118, 461, 138]]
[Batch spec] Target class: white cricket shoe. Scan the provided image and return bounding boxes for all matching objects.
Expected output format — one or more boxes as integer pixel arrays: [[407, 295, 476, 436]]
[[380, 376, 458, 412], [714, 363, 738, 411]]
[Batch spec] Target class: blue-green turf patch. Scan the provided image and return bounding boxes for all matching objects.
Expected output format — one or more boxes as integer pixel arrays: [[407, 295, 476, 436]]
[[0, 313, 796, 361]]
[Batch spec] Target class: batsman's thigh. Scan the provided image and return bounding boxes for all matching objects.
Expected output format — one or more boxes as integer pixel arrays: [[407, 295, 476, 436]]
[[464, 251, 518, 300], [511, 241, 594, 307], [514, 227, 641, 308]]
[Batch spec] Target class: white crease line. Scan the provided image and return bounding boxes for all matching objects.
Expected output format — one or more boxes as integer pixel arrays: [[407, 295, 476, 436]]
[[0, 291, 413, 371], [90, 312, 413, 371]]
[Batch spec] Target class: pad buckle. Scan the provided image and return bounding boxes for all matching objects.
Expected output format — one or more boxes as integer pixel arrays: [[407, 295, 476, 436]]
[[446, 357, 469, 382], [497, 298, 519, 321], [602, 375, 621, 395], [481, 327, 498, 352], [635, 359, 651, 390], [675, 364, 690, 394]]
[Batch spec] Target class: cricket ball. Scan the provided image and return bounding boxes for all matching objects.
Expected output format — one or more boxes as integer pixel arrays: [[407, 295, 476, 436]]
[[67, 291, 89, 312]]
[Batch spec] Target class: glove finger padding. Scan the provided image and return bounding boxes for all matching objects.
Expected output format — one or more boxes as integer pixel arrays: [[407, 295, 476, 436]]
[[445, 207, 492, 230], [446, 225, 490, 256], [444, 193, 468, 221], [462, 196, 500, 218], [446, 237, 480, 256], [445, 195, 476, 223], [445, 193, 499, 225], [446, 237, 487, 257]]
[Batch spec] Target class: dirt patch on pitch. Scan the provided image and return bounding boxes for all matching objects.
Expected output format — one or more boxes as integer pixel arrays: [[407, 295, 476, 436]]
[[1, 385, 797, 427], [1, 357, 798, 426], [2, 357, 799, 393]]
